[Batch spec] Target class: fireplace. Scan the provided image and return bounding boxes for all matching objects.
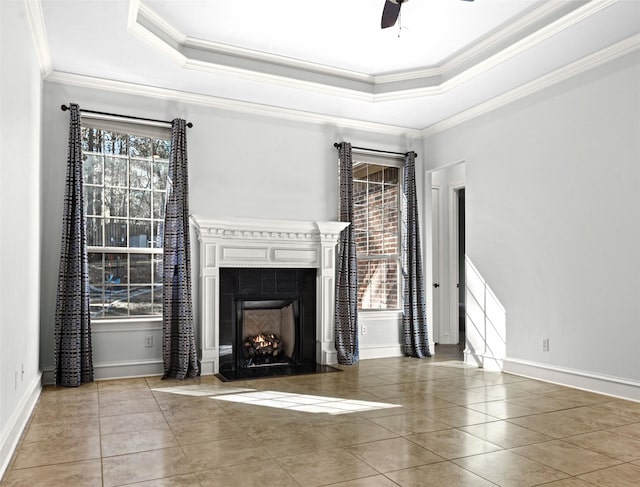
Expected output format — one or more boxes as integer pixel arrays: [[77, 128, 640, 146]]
[[191, 216, 349, 376], [218, 267, 316, 375]]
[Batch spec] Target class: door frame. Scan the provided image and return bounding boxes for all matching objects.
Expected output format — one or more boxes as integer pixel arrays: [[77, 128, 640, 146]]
[[448, 181, 465, 345]]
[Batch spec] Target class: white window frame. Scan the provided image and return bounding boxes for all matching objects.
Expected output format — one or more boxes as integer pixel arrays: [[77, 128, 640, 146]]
[[81, 116, 171, 321]]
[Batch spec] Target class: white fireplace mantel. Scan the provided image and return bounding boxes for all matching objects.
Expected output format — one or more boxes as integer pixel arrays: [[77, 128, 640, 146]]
[[191, 215, 349, 375]]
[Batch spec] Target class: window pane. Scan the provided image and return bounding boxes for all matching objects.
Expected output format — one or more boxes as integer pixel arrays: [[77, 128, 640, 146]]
[[153, 162, 168, 190], [129, 135, 152, 158], [130, 254, 152, 284], [104, 253, 128, 284], [386, 260, 399, 309], [88, 253, 103, 284], [82, 127, 102, 153], [84, 186, 103, 216], [384, 232, 399, 254], [130, 159, 151, 189], [153, 139, 171, 160], [104, 156, 127, 186], [153, 284, 163, 315], [129, 190, 151, 218], [104, 187, 127, 217], [152, 191, 165, 219], [104, 286, 128, 317], [83, 154, 103, 184], [102, 131, 128, 156], [152, 221, 164, 249], [130, 220, 151, 248], [355, 231, 368, 255], [384, 166, 399, 184], [130, 286, 153, 315], [87, 217, 103, 246], [153, 255, 163, 282], [105, 218, 127, 247], [89, 286, 104, 318]]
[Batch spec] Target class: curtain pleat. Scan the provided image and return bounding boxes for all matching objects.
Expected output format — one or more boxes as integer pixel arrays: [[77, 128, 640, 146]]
[[162, 119, 199, 379], [401, 151, 431, 358], [334, 142, 359, 365], [54, 103, 94, 386]]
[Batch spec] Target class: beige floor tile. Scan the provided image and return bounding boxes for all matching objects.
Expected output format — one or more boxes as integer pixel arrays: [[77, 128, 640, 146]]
[[460, 420, 552, 448], [29, 399, 98, 424], [545, 388, 612, 405], [171, 417, 244, 446], [510, 406, 634, 438], [101, 428, 179, 457], [99, 398, 160, 416], [563, 429, 640, 462], [423, 406, 499, 427], [125, 473, 202, 486], [608, 421, 640, 440], [407, 428, 501, 460], [257, 429, 337, 458], [511, 439, 622, 476], [327, 475, 399, 487], [506, 395, 584, 412], [278, 448, 377, 487], [370, 412, 450, 435], [386, 461, 495, 486], [508, 380, 567, 395], [195, 460, 299, 487], [592, 399, 640, 421], [346, 437, 443, 472], [22, 415, 100, 443], [535, 479, 594, 487], [161, 404, 229, 425], [99, 388, 156, 403], [312, 418, 398, 445], [431, 389, 489, 405], [181, 436, 271, 471], [577, 463, 640, 486], [465, 400, 541, 419], [13, 435, 101, 469], [100, 410, 169, 435], [0, 460, 102, 487], [102, 447, 193, 487], [453, 450, 568, 487], [98, 377, 151, 391]]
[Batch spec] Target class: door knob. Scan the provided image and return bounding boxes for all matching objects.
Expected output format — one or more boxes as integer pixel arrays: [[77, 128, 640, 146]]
[[433, 283, 440, 288]]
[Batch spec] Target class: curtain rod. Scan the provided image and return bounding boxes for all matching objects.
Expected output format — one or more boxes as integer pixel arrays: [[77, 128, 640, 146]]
[[60, 105, 193, 128], [333, 142, 415, 158]]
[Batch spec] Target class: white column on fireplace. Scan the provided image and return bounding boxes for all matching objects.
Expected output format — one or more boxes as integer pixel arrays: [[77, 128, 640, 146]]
[[191, 216, 349, 375]]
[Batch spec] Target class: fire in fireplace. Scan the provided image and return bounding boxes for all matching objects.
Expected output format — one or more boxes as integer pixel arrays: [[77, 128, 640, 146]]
[[238, 299, 300, 369]]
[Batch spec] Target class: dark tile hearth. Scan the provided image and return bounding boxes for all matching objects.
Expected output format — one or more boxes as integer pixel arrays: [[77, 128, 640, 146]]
[[215, 362, 341, 382]]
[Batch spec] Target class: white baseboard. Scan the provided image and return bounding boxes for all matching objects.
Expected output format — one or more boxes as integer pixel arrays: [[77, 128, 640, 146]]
[[0, 373, 42, 480], [42, 360, 164, 385], [359, 345, 403, 360], [503, 357, 640, 402], [464, 350, 503, 372]]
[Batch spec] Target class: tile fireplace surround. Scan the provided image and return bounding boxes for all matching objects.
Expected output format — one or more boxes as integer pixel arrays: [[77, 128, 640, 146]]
[[191, 216, 349, 375]]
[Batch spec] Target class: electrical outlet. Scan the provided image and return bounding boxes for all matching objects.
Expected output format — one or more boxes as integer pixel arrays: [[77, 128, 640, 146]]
[[145, 335, 153, 347], [362, 325, 367, 335], [542, 338, 550, 352]]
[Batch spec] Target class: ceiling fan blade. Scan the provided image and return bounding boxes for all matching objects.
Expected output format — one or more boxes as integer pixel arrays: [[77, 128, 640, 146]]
[[381, 0, 401, 29]]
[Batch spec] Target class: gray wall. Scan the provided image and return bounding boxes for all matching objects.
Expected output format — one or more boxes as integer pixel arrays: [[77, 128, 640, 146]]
[[424, 52, 640, 382], [40, 81, 421, 378], [0, 0, 43, 474]]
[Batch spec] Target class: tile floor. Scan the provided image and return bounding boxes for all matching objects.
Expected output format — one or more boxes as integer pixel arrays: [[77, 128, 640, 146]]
[[2, 347, 640, 486]]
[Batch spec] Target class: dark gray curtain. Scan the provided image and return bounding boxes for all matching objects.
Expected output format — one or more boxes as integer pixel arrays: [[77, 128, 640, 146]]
[[401, 151, 431, 357], [335, 142, 359, 365], [54, 103, 94, 386], [162, 119, 199, 379]]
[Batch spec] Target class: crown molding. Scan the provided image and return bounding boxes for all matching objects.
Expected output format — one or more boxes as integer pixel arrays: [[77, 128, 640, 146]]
[[128, 0, 606, 101], [44, 71, 422, 138], [422, 32, 640, 136], [23, 0, 52, 77]]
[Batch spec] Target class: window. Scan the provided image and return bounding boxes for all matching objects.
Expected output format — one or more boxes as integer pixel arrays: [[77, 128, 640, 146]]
[[352, 160, 402, 310], [81, 120, 171, 318]]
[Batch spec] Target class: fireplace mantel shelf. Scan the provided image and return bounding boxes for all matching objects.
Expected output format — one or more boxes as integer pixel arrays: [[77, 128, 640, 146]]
[[191, 215, 349, 375]]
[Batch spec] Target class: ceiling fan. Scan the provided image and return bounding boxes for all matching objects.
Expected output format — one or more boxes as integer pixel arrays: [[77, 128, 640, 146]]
[[381, 0, 475, 29]]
